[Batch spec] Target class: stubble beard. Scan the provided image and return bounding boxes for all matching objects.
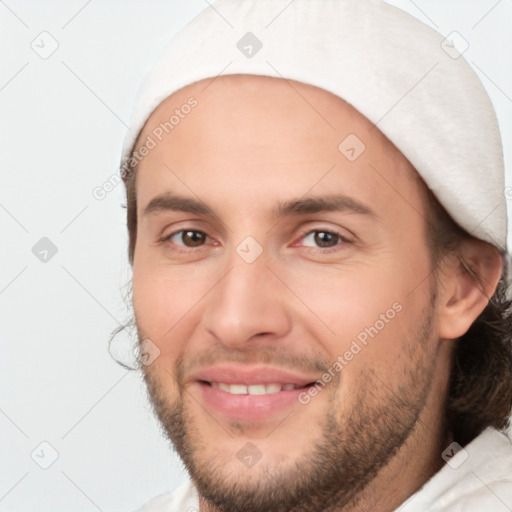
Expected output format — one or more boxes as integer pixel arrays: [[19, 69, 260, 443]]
[[141, 301, 437, 512]]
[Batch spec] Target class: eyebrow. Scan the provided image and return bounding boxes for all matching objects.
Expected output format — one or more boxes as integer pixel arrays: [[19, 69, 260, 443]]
[[143, 192, 376, 219], [144, 194, 212, 216], [272, 195, 376, 218]]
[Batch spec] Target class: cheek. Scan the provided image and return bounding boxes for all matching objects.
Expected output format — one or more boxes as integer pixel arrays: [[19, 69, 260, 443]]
[[132, 267, 206, 360], [279, 254, 430, 370]]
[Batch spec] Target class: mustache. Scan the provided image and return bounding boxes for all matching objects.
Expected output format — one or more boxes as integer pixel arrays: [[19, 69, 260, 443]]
[[172, 344, 332, 383]]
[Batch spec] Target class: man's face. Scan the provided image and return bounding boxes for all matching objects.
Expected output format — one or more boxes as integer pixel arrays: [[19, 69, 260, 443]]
[[131, 75, 450, 512]]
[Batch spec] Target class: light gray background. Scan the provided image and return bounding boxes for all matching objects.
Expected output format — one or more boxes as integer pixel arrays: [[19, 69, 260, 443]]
[[1, 1, 511, 511]]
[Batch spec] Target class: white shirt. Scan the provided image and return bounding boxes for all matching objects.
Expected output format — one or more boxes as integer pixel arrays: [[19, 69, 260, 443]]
[[133, 427, 512, 512]]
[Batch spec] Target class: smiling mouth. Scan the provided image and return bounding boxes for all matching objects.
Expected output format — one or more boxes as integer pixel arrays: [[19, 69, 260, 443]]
[[201, 381, 317, 395]]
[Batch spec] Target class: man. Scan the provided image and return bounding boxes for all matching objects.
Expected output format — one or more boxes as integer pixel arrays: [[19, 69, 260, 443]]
[[118, 1, 512, 511]]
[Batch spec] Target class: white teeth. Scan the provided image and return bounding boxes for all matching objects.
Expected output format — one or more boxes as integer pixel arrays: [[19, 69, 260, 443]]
[[265, 383, 282, 394], [248, 384, 266, 395], [229, 384, 249, 395], [210, 382, 299, 395]]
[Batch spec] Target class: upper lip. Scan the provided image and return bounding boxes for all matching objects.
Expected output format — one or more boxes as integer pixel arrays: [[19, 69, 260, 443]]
[[190, 364, 319, 387]]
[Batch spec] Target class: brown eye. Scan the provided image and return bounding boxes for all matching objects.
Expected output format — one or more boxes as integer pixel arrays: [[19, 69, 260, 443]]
[[302, 230, 342, 248], [168, 230, 207, 247]]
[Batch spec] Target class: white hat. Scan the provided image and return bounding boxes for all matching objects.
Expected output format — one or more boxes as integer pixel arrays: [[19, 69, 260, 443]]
[[121, 0, 507, 251]]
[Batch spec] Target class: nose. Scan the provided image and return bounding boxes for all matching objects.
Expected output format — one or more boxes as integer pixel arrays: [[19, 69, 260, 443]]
[[200, 254, 292, 348]]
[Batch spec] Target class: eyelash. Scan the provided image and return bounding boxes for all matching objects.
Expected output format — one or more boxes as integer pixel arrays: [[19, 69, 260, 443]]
[[297, 229, 352, 252], [160, 227, 352, 254], [159, 230, 211, 254]]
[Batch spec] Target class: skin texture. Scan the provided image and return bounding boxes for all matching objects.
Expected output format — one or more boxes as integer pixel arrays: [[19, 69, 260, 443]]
[[130, 75, 502, 512]]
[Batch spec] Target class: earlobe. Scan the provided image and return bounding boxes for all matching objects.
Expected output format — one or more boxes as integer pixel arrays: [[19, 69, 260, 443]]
[[438, 240, 503, 340]]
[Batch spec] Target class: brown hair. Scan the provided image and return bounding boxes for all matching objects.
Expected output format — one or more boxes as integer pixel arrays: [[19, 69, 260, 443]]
[[425, 189, 512, 445], [124, 164, 137, 265]]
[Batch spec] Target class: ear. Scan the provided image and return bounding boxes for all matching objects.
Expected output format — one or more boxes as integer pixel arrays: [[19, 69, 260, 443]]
[[438, 239, 503, 340]]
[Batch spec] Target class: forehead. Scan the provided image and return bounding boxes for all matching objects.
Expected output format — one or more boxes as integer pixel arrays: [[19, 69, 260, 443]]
[[133, 74, 426, 221]]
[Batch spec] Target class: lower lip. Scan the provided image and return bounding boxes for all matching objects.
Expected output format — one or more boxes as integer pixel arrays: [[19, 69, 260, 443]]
[[196, 382, 310, 421]]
